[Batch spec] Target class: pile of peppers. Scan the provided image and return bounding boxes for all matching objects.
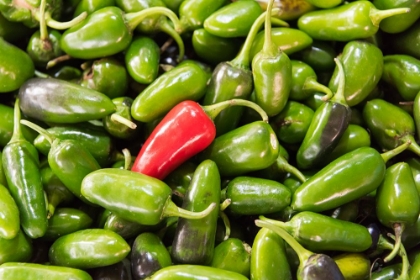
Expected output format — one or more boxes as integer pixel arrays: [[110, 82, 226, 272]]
[[1, 0, 420, 278]]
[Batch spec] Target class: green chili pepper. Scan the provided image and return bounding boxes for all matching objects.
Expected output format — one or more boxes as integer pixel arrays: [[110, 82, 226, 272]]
[[80, 57, 129, 99], [61, 6, 181, 59], [125, 36, 160, 85], [223, 176, 291, 216], [296, 58, 351, 170], [211, 238, 251, 277], [381, 55, 420, 101], [2, 99, 47, 239], [164, 161, 197, 200], [148, 264, 249, 279], [389, 20, 420, 60], [178, 0, 227, 33], [199, 121, 279, 177], [371, 263, 402, 280], [263, 211, 372, 252], [0, 37, 34, 93], [329, 200, 360, 222], [0, 262, 93, 279], [103, 97, 138, 140], [305, 0, 342, 8], [0, 231, 33, 264], [251, 0, 315, 21], [0, 183, 19, 239], [333, 253, 370, 280], [47, 65, 82, 81], [250, 27, 313, 60], [131, 60, 211, 123], [407, 157, 420, 195], [171, 160, 220, 265], [297, 1, 410, 41], [90, 258, 132, 280], [376, 162, 420, 263], [43, 208, 93, 241], [328, 41, 384, 107], [294, 41, 337, 72], [81, 168, 216, 225], [73, 0, 116, 16], [131, 232, 172, 280], [251, 227, 292, 280], [374, 0, 420, 34], [364, 98, 420, 157], [104, 213, 161, 239], [291, 143, 410, 213], [0, 12, 32, 42], [49, 228, 130, 269]]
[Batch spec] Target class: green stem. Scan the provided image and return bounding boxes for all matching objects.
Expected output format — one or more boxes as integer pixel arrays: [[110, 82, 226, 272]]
[[39, 0, 47, 40], [47, 193, 61, 219], [20, 119, 55, 145], [380, 141, 411, 163], [384, 223, 404, 263], [10, 99, 24, 143], [370, 7, 410, 27], [262, 0, 276, 56], [230, 8, 279, 69], [34, 70, 50, 78], [125, 7, 182, 34], [202, 99, 269, 123], [255, 218, 313, 266], [220, 198, 231, 212], [397, 241, 410, 280], [303, 77, 333, 101], [277, 156, 307, 183], [331, 57, 347, 105], [46, 54, 72, 69], [122, 148, 132, 170], [163, 200, 217, 220], [43, 11, 87, 30], [110, 113, 137, 129], [271, 17, 289, 27], [219, 210, 231, 241], [403, 134, 420, 157], [159, 19, 185, 62]]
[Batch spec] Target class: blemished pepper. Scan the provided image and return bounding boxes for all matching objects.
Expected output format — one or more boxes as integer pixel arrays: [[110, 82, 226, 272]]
[[291, 143, 410, 213], [261, 211, 372, 252], [374, 0, 420, 34], [131, 99, 268, 180], [148, 265, 249, 280], [81, 168, 216, 226], [0, 231, 33, 264], [381, 54, 420, 101], [223, 176, 291, 216], [60, 6, 181, 59], [0, 263, 93, 280], [363, 98, 420, 157], [297, 1, 410, 41], [328, 41, 384, 107], [250, 227, 292, 280], [171, 160, 220, 265], [333, 253, 371, 280], [296, 58, 351, 170], [131, 232, 172, 280], [199, 120, 279, 178], [125, 36, 160, 85], [211, 238, 251, 277], [252, 0, 292, 118], [0, 37, 34, 93], [376, 162, 420, 263], [2, 99, 48, 239], [131, 60, 211, 123], [255, 218, 345, 280], [250, 0, 315, 21], [0, 183, 19, 240]]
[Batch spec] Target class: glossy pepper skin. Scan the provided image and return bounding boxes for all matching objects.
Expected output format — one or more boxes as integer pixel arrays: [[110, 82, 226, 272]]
[[333, 253, 371, 280], [171, 160, 220, 265], [26, 29, 62, 68], [381, 55, 420, 101], [178, 0, 227, 33], [148, 265, 249, 280], [131, 232, 171, 280], [0, 183, 19, 239], [200, 121, 279, 177], [0, 231, 33, 264], [81, 168, 215, 225], [328, 41, 384, 107], [251, 227, 292, 280], [49, 228, 130, 269], [2, 100, 48, 239], [103, 97, 138, 139], [297, 1, 410, 41], [295, 40, 337, 72], [131, 60, 211, 123], [251, 0, 315, 21], [0, 37, 34, 93], [73, 0, 116, 16], [19, 78, 116, 124], [211, 238, 251, 277], [0, 263, 93, 280], [374, 0, 420, 33], [224, 176, 291, 216], [296, 58, 351, 170]]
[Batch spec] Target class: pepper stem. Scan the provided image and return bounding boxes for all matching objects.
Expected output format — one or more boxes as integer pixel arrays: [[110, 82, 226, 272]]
[[276, 156, 307, 183], [202, 99, 269, 123], [230, 9, 279, 69], [403, 134, 420, 157], [398, 240, 410, 280], [47, 193, 61, 219], [163, 200, 217, 220], [220, 198, 231, 212], [384, 223, 404, 263], [219, 210, 231, 241], [10, 99, 25, 143], [331, 57, 347, 105], [262, 0, 276, 56], [122, 148, 132, 170], [303, 77, 333, 101], [159, 19, 185, 62], [20, 120, 55, 145], [125, 7, 182, 34], [46, 54, 72, 69], [255, 218, 313, 266], [43, 11, 87, 30], [39, 0, 48, 40], [110, 113, 137, 129], [380, 141, 411, 163], [370, 7, 410, 27]]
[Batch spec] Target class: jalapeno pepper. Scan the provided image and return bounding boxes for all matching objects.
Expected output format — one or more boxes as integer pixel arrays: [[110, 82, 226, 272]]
[[0, 231, 33, 265], [148, 264, 249, 279], [389, 20, 420, 59], [373, 0, 420, 34], [0, 183, 19, 240], [211, 238, 251, 277]]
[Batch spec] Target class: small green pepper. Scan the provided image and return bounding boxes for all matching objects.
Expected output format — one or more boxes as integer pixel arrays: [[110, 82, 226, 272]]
[[0, 231, 33, 264], [148, 264, 249, 279], [0, 183, 19, 240], [374, 0, 420, 34], [178, 0, 227, 33], [103, 97, 138, 139], [211, 238, 251, 277], [73, 0, 116, 16], [0, 263, 92, 280]]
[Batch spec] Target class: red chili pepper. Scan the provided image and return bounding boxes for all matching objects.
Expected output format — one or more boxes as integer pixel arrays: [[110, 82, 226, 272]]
[[131, 99, 268, 180]]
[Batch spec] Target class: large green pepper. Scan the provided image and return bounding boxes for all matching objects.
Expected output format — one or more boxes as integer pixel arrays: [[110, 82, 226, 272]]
[[2, 99, 48, 239], [0, 183, 19, 240], [171, 160, 220, 265], [0, 263, 92, 280]]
